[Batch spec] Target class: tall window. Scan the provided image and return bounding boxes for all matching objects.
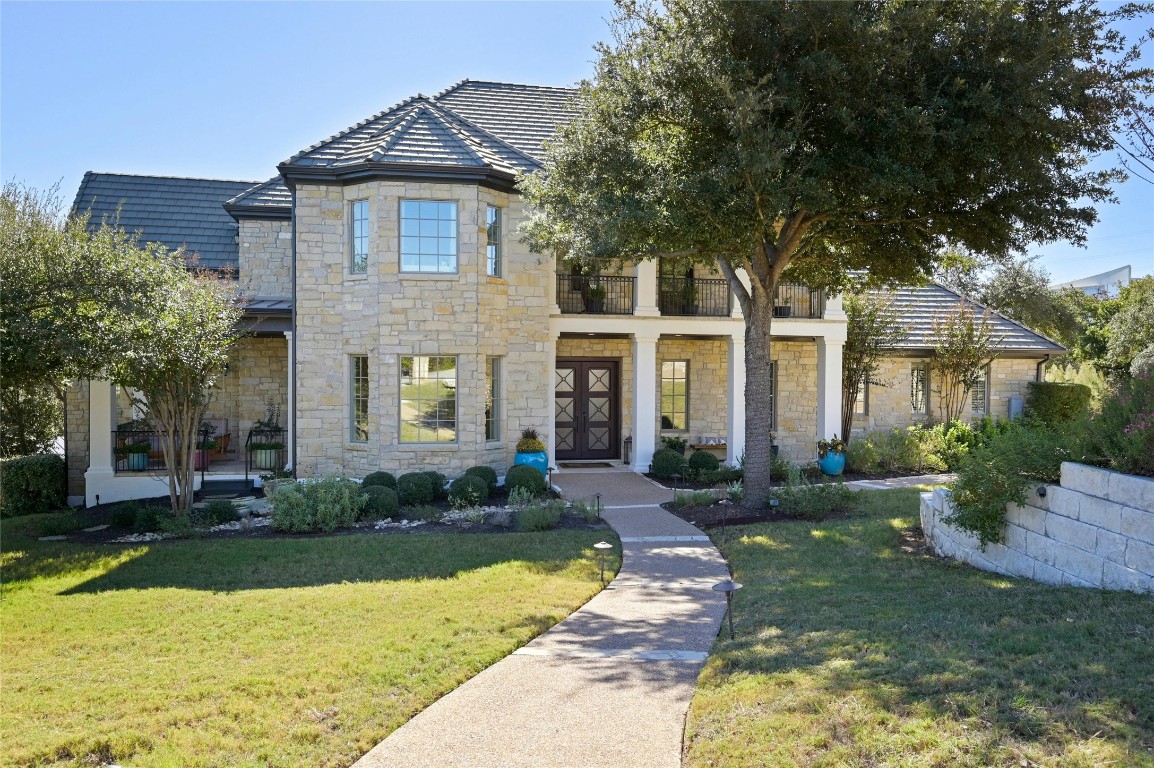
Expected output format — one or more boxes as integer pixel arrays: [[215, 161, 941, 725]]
[[971, 365, 990, 415], [911, 363, 929, 414], [400, 356, 457, 443], [660, 361, 689, 431], [400, 200, 457, 273], [349, 200, 368, 273], [350, 355, 369, 442], [486, 357, 501, 440], [854, 382, 868, 416], [486, 206, 502, 277]]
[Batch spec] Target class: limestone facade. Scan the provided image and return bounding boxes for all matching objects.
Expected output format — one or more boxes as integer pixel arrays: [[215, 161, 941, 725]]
[[238, 219, 292, 297], [64, 381, 90, 500]]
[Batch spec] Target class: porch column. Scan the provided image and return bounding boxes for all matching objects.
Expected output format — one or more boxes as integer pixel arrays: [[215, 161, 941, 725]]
[[632, 334, 659, 473], [816, 335, 846, 442], [548, 252, 561, 315], [730, 268, 752, 319], [634, 260, 660, 317], [284, 331, 294, 470], [84, 379, 115, 507], [727, 335, 746, 466], [546, 334, 558, 475]]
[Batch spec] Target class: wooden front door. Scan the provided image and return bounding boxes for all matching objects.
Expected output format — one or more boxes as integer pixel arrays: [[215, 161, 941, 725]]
[[555, 359, 619, 460]]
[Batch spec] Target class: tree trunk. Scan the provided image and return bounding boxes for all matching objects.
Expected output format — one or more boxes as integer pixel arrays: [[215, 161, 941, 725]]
[[742, 290, 776, 508]]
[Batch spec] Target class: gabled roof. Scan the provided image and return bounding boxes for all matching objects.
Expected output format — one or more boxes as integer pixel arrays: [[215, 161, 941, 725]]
[[71, 172, 257, 270], [433, 80, 578, 160], [224, 176, 291, 220], [883, 283, 1066, 355]]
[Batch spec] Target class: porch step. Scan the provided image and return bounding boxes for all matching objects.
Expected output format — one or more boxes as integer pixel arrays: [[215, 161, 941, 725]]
[[200, 478, 253, 495]]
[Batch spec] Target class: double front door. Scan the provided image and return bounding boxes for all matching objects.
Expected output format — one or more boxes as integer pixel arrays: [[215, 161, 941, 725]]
[[555, 359, 619, 461]]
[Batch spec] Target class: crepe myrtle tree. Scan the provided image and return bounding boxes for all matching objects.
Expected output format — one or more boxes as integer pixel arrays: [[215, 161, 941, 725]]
[[520, 0, 1150, 506], [931, 303, 1003, 424], [841, 292, 907, 443]]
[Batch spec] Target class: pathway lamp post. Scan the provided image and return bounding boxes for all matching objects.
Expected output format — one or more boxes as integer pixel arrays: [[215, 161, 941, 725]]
[[712, 580, 743, 640], [594, 540, 613, 586], [594, 492, 602, 520]]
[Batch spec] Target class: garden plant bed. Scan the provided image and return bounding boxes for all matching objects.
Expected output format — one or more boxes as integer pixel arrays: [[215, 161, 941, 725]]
[[647, 467, 940, 490], [663, 499, 860, 527]]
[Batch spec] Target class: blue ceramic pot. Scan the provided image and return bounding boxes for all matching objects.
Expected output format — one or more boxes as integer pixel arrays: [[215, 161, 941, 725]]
[[513, 451, 548, 477], [818, 451, 846, 477]]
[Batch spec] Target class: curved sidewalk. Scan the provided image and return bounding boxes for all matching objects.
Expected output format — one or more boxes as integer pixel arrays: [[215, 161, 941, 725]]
[[353, 470, 729, 768]]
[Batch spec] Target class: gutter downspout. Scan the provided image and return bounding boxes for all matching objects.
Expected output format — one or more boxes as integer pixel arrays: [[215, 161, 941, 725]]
[[1036, 354, 1051, 382], [290, 185, 298, 476]]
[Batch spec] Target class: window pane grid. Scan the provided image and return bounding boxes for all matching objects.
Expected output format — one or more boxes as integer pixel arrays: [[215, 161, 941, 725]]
[[400, 356, 457, 443], [911, 363, 928, 414], [660, 360, 689, 432], [351, 355, 369, 442], [350, 200, 368, 273], [486, 206, 501, 277], [971, 367, 989, 414], [486, 357, 501, 440], [401, 200, 457, 273]]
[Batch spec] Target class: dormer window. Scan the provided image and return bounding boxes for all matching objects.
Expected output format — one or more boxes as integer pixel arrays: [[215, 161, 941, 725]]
[[401, 200, 457, 273]]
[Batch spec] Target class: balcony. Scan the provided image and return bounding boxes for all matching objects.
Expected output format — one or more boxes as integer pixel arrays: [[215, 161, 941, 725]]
[[658, 277, 732, 317], [556, 274, 636, 315], [773, 283, 825, 319]]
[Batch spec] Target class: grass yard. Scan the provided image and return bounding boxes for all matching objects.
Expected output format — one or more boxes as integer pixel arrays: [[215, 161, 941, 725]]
[[685, 488, 1154, 768], [1, 513, 618, 768]]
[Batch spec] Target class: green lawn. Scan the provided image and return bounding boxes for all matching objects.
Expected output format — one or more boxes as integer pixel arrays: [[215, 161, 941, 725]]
[[1, 514, 617, 768], [685, 489, 1154, 768]]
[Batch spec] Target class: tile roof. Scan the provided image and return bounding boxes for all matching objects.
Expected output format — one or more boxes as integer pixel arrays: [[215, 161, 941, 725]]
[[882, 283, 1066, 354], [71, 172, 257, 270], [225, 176, 291, 216], [432, 80, 578, 160]]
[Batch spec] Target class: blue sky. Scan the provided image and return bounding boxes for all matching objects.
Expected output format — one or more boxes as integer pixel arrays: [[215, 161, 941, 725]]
[[2, 0, 1150, 284]]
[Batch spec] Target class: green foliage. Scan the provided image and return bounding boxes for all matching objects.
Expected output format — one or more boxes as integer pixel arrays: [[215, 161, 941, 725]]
[[463, 465, 498, 492], [395, 472, 435, 506], [770, 454, 791, 482], [847, 427, 947, 475], [842, 291, 907, 440], [1026, 381, 1092, 426], [771, 481, 857, 520], [404, 505, 444, 523], [570, 499, 600, 523], [448, 475, 490, 509], [1, 383, 61, 458], [361, 485, 400, 520], [158, 511, 200, 539], [133, 505, 164, 534], [515, 428, 546, 453], [1106, 276, 1154, 377], [505, 465, 546, 497], [724, 480, 744, 503], [514, 499, 565, 532], [931, 303, 1001, 423], [1080, 374, 1154, 477], [947, 421, 1072, 544], [699, 466, 743, 484], [0, 453, 65, 517], [109, 502, 140, 529], [1046, 362, 1111, 407], [506, 486, 537, 510], [202, 499, 238, 525], [36, 511, 85, 537], [673, 489, 717, 507], [917, 421, 979, 471], [845, 438, 881, 474], [659, 435, 688, 454], [651, 447, 687, 479], [268, 476, 366, 534], [361, 471, 396, 490], [687, 450, 720, 474], [421, 471, 449, 501]]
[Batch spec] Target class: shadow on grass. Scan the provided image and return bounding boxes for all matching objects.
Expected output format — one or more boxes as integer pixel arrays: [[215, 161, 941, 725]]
[[50, 531, 613, 594], [704, 489, 1154, 758]]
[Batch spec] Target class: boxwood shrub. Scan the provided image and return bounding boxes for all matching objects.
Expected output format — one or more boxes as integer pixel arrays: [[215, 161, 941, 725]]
[[396, 472, 435, 506], [421, 471, 449, 500], [651, 447, 687, 479], [0, 454, 66, 518], [687, 450, 720, 475], [1025, 381, 1092, 426], [505, 464, 546, 497], [362, 471, 396, 490], [464, 465, 498, 492], [448, 475, 490, 507], [361, 485, 400, 519]]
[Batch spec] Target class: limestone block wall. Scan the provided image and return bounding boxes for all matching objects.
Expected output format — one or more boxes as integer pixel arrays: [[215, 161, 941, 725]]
[[211, 336, 289, 440], [293, 181, 551, 479], [657, 337, 728, 443], [773, 340, 818, 460], [64, 381, 90, 500], [920, 462, 1154, 595], [238, 219, 292, 297]]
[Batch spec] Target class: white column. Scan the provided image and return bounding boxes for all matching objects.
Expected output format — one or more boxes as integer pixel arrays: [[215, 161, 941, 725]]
[[816, 336, 845, 442], [634, 260, 660, 317], [284, 331, 294, 470], [727, 335, 746, 466], [823, 292, 846, 321], [548, 253, 561, 315], [546, 335, 558, 474], [84, 379, 116, 508], [632, 335, 659, 473], [730, 268, 752, 319]]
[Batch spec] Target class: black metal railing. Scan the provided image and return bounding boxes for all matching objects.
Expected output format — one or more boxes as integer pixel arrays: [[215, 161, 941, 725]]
[[556, 274, 635, 315], [658, 277, 732, 316], [113, 429, 212, 477], [773, 284, 825, 318], [246, 427, 288, 480]]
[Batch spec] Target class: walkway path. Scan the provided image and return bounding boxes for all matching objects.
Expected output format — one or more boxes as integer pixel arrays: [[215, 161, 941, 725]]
[[353, 470, 729, 768]]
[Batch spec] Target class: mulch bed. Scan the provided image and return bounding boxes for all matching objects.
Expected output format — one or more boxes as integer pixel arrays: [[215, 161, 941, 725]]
[[648, 467, 937, 490]]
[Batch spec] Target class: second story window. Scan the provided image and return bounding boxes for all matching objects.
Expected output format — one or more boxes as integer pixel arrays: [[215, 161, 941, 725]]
[[401, 200, 457, 273], [486, 206, 502, 277], [350, 200, 368, 273]]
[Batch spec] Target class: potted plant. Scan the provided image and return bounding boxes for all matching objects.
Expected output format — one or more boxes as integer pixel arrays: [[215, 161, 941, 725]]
[[249, 398, 286, 471], [116, 441, 151, 471], [513, 428, 548, 477], [583, 283, 607, 314], [194, 438, 217, 470], [249, 440, 284, 471], [817, 435, 847, 476]]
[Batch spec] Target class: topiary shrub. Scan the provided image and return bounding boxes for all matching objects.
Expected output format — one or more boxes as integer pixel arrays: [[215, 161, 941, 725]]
[[448, 475, 490, 508], [361, 485, 400, 520], [133, 505, 165, 533], [1026, 381, 1092, 426], [110, 501, 141, 529], [362, 471, 396, 490], [421, 471, 449, 500], [396, 472, 435, 506], [687, 450, 720, 475], [464, 465, 498, 492], [203, 499, 238, 525], [0, 454, 66, 518], [651, 447, 687, 479], [505, 464, 546, 497]]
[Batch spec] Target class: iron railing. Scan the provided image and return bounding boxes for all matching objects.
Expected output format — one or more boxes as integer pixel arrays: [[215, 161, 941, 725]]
[[113, 429, 212, 477], [556, 274, 635, 315], [246, 427, 288, 481], [773, 284, 825, 318], [658, 276, 732, 317]]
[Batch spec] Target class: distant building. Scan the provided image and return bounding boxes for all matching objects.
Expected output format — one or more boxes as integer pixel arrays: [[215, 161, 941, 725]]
[[1056, 265, 1132, 297]]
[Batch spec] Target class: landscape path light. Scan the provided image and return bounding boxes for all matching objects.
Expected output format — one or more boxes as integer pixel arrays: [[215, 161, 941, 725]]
[[712, 580, 743, 640], [594, 540, 614, 586], [594, 492, 602, 520]]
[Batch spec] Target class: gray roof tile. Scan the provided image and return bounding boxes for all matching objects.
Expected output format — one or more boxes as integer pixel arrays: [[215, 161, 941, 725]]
[[225, 176, 291, 214], [433, 80, 578, 160]]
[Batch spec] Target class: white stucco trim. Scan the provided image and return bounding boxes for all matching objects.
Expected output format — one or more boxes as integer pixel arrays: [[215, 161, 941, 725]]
[[632, 334, 659, 473]]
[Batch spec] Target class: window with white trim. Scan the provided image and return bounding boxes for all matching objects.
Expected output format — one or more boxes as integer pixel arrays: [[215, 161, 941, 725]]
[[400, 200, 457, 273], [855, 382, 868, 416]]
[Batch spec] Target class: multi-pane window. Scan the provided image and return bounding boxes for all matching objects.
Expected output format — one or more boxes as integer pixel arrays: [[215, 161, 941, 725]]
[[971, 365, 990, 415], [400, 356, 457, 443], [486, 206, 501, 277], [854, 382, 868, 416], [911, 363, 929, 414], [485, 357, 501, 441], [350, 200, 368, 273], [400, 200, 457, 273], [350, 355, 369, 442], [660, 361, 689, 431]]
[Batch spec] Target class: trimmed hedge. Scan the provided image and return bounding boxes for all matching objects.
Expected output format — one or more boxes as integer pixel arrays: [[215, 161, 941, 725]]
[[1025, 382, 1091, 426], [0, 454, 66, 518], [421, 471, 449, 501], [464, 465, 498, 492], [687, 450, 720, 474], [362, 471, 396, 490], [396, 472, 435, 506], [651, 448, 687, 479], [361, 485, 400, 519], [448, 475, 490, 506], [505, 464, 546, 497]]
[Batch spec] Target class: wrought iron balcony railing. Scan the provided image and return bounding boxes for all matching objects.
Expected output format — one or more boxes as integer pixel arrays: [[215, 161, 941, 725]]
[[556, 274, 636, 315], [657, 276, 732, 317]]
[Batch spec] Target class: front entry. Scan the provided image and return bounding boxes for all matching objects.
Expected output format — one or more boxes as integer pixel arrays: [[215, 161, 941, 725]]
[[555, 359, 620, 460]]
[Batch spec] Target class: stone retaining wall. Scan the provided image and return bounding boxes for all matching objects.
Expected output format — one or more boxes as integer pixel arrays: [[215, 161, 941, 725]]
[[920, 462, 1153, 595]]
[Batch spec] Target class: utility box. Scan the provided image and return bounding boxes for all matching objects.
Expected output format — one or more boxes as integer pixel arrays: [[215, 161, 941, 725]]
[[1008, 396, 1024, 419]]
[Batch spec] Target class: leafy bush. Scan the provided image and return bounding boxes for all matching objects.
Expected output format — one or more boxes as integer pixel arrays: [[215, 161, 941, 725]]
[[110, 502, 141, 528], [0, 453, 66, 518], [724, 480, 744, 503], [396, 472, 435, 506], [158, 511, 199, 538], [464, 465, 498, 492], [448, 475, 490, 508], [570, 499, 599, 522], [918, 420, 978, 471], [133, 505, 165, 533], [659, 435, 688, 454], [847, 427, 947, 475], [203, 499, 238, 525], [651, 447, 687, 479], [687, 450, 720, 475], [37, 511, 85, 537], [1026, 381, 1092, 426], [514, 499, 564, 531], [770, 454, 791, 481], [1079, 374, 1154, 477], [1, 382, 62, 458], [505, 465, 546, 497], [673, 489, 716, 507], [421, 471, 449, 500], [773, 482, 857, 519], [845, 437, 880, 473], [361, 485, 400, 519], [506, 486, 536, 509], [268, 476, 366, 533], [362, 471, 396, 490]]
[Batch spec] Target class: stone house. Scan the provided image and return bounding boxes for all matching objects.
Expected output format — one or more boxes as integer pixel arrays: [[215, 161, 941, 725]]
[[64, 80, 1063, 506]]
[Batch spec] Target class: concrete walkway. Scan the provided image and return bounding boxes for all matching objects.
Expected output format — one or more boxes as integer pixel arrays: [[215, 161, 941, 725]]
[[353, 470, 729, 768]]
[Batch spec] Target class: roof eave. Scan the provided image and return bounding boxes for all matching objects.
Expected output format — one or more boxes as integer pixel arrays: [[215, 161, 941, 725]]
[[223, 203, 293, 222], [277, 161, 521, 193]]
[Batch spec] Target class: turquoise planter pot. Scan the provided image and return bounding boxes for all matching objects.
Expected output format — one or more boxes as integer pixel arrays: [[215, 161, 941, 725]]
[[818, 451, 846, 477], [513, 451, 548, 477]]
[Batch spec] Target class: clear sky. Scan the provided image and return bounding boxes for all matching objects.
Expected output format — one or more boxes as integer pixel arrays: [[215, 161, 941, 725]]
[[2, 0, 1150, 284]]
